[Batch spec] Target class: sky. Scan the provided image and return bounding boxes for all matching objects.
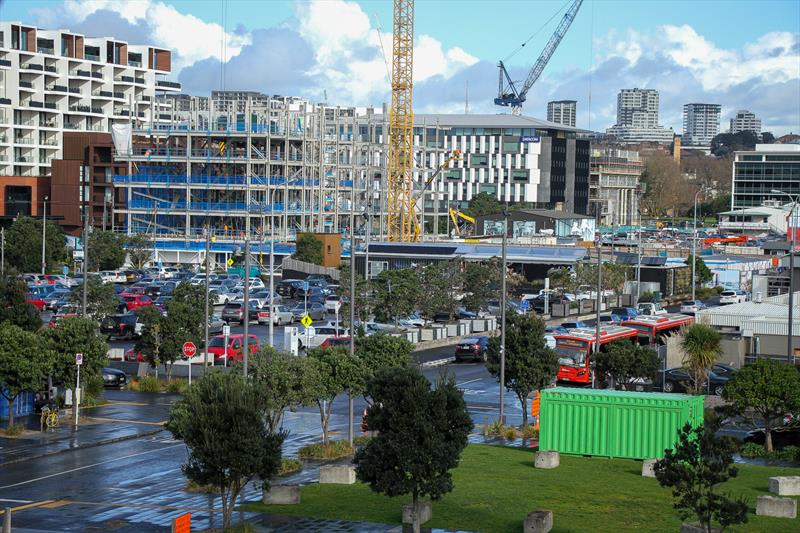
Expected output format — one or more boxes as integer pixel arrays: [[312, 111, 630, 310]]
[[2, 0, 799, 134]]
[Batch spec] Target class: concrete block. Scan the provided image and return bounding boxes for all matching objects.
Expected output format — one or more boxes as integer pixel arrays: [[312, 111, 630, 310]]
[[432, 327, 446, 340], [458, 319, 472, 334], [402, 501, 432, 525], [446, 324, 459, 337], [523, 510, 553, 533], [319, 465, 355, 485], [472, 319, 486, 332], [534, 450, 560, 469], [641, 459, 657, 478], [680, 523, 720, 533], [770, 476, 800, 496], [420, 328, 434, 341], [262, 485, 300, 505], [756, 495, 797, 518]]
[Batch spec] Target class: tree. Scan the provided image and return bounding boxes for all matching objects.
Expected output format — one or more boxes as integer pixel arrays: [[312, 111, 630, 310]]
[[70, 277, 119, 322], [681, 324, 722, 395], [371, 268, 421, 324], [761, 131, 775, 144], [354, 367, 472, 533], [572, 260, 632, 295], [594, 341, 659, 390], [547, 266, 577, 295], [695, 193, 732, 219], [0, 271, 42, 331], [463, 192, 503, 218], [655, 421, 748, 532], [294, 233, 323, 265], [166, 371, 284, 530], [641, 154, 692, 218], [135, 305, 164, 373], [248, 347, 320, 434], [0, 323, 53, 427], [355, 333, 412, 388], [4, 216, 67, 273], [307, 346, 365, 445], [462, 259, 500, 312], [87, 230, 126, 271], [126, 233, 153, 269], [486, 313, 558, 427], [722, 359, 800, 452], [44, 316, 109, 388], [711, 131, 759, 157], [415, 261, 462, 320], [686, 254, 713, 288]]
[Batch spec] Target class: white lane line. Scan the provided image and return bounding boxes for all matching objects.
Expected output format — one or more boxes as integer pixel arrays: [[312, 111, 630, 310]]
[[0, 443, 183, 490], [456, 378, 482, 387], [0, 498, 33, 503]]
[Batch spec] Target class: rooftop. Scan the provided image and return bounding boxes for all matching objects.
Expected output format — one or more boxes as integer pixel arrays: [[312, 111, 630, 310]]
[[411, 113, 584, 132]]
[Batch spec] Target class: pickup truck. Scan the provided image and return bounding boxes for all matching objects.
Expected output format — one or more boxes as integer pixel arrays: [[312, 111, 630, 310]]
[[637, 302, 667, 316]]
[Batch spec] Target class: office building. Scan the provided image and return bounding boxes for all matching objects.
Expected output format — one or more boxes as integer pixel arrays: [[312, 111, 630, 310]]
[[731, 144, 800, 209], [683, 103, 720, 146], [546, 100, 576, 127], [589, 146, 642, 226], [606, 88, 674, 144], [729, 109, 762, 136], [0, 21, 180, 178]]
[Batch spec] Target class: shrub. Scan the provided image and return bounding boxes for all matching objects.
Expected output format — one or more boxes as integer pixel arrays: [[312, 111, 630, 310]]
[[486, 419, 505, 436], [503, 426, 519, 440], [739, 442, 800, 462], [166, 379, 188, 394], [2, 424, 23, 437], [353, 435, 372, 447], [137, 375, 161, 393], [639, 291, 655, 303], [298, 440, 353, 459], [521, 425, 539, 439], [278, 458, 303, 476], [185, 480, 220, 493], [83, 372, 105, 399], [740, 442, 766, 458]]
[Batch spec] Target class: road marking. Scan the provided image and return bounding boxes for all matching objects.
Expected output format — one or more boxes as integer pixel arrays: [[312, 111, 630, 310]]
[[51, 499, 214, 513], [86, 416, 167, 426], [0, 498, 32, 504], [0, 500, 54, 515], [0, 443, 183, 490], [456, 378, 482, 387], [83, 401, 149, 408]]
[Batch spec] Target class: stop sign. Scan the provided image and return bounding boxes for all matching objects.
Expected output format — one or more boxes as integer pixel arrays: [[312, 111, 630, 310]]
[[182, 342, 197, 358]]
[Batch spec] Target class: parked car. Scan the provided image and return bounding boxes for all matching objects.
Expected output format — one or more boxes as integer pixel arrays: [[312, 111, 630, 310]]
[[100, 313, 143, 340], [324, 294, 341, 313], [720, 290, 749, 305], [277, 279, 304, 298], [101, 367, 128, 389], [222, 302, 247, 324], [454, 336, 489, 362], [561, 320, 589, 330], [545, 325, 568, 335], [207, 334, 259, 365], [25, 292, 46, 311], [248, 290, 281, 308], [660, 363, 735, 396], [611, 307, 639, 321], [679, 300, 707, 314], [207, 316, 225, 335], [120, 293, 153, 311], [298, 325, 350, 349], [209, 290, 230, 306], [290, 302, 326, 322], [123, 270, 144, 284], [598, 314, 623, 326], [637, 301, 667, 316], [319, 336, 352, 349], [43, 288, 71, 310], [257, 304, 294, 325]]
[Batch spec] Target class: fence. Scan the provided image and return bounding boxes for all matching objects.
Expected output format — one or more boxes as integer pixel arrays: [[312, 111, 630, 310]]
[[281, 257, 340, 281], [744, 353, 799, 366]]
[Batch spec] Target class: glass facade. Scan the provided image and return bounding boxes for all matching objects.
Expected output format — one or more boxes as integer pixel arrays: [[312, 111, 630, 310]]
[[732, 153, 800, 208]]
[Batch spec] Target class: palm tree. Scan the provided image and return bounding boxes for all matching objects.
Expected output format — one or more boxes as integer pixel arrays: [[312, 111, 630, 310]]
[[681, 324, 722, 394]]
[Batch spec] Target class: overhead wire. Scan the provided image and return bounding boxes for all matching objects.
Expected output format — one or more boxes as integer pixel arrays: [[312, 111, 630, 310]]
[[502, 0, 571, 63]]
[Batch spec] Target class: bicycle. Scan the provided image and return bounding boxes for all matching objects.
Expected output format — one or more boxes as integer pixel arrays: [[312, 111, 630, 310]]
[[40, 406, 59, 429]]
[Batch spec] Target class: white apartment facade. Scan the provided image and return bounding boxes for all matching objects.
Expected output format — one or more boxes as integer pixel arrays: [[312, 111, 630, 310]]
[[683, 103, 720, 146], [0, 22, 180, 177], [546, 100, 576, 128], [729, 109, 762, 136], [606, 88, 674, 144]]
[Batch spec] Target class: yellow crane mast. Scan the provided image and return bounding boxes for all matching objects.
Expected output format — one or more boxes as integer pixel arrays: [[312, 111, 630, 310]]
[[387, 0, 415, 241]]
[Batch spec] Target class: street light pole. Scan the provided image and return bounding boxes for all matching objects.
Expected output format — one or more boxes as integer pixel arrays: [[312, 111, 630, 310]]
[[82, 217, 89, 318], [348, 207, 356, 446], [41, 195, 48, 275], [636, 210, 642, 302], [771, 189, 798, 363], [594, 207, 602, 389], [269, 189, 276, 348], [203, 227, 210, 368], [691, 188, 704, 302], [499, 206, 508, 424]]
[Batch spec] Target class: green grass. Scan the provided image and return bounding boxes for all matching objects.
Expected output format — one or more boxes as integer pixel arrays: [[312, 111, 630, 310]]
[[243, 444, 799, 533]]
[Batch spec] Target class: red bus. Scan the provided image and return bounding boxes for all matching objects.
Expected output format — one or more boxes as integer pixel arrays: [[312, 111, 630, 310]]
[[554, 326, 639, 384], [620, 313, 694, 348]]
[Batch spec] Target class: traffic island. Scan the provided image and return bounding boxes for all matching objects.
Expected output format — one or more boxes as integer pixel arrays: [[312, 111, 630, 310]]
[[534, 450, 559, 469], [523, 510, 553, 533], [756, 495, 797, 518], [319, 465, 356, 484], [402, 501, 432, 526], [769, 476, 800, 496], [641, 459, 657, 478], [262, 485, 300, 505]]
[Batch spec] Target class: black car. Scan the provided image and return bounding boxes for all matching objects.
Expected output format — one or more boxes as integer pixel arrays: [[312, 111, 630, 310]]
[[660, 363, 735, 396], [277, 280, 304, 298], [455, 337, 489, 362], [100, 313, 142, 340], [101, 367, 128, 389]]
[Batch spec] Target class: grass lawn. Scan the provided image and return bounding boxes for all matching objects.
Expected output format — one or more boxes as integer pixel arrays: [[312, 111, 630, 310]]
[[243, 444, 799, 533]]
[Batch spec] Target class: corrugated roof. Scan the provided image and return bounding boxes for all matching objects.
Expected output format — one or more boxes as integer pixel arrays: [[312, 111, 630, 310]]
[[412, 113, 583, 132], [741, 316, 800, 338], [696, 292, 800, 328], [362, 241, 587, 264]]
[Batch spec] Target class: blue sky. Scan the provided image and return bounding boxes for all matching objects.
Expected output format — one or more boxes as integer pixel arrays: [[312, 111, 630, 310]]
[[3, 0, 799, 134]]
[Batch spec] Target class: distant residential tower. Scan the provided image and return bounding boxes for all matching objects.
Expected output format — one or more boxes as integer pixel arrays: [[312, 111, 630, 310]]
[[547, 100, 576, 127], [606, 88, 673, 144], [683, 103, 720, 146]]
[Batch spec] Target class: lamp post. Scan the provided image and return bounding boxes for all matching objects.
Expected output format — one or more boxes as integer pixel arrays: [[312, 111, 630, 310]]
[[636, 209, 642, 302], [691, 188, 705, 302], [203, 227, 210, 367], [348, 206, 356, 446], [268, 177, 300, 348], [771, 189, 798, 363], [41, 195, 48, 275], [499, 206, 508, 424]]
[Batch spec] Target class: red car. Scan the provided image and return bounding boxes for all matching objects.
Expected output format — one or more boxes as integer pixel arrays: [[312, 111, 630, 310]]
[[120, 293, 153, 311], [207, 334, 258, 366], [124, 348, 146, 362], [320, 336, 352, 349], [26, 293, 46, 311]]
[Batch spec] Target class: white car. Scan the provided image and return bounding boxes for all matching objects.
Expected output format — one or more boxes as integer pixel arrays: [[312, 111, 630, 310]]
[[209, 290, 230, 306], [324, 295, 341, 313], [679, 300, 707, 314], [98, 271, 121, 284], [257, 304, 294, 325], [247, 278, 266, 290], [298, 325, 350, 349], [719, 290, 748, 305]]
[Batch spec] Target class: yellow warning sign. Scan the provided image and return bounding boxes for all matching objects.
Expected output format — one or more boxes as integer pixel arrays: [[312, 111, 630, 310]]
[[227, 258, 234, 267], [300, 314, 313, 328]]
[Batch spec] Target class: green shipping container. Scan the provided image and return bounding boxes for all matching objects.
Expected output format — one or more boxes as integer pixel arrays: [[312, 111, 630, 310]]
[[539, 387, 704, 460]]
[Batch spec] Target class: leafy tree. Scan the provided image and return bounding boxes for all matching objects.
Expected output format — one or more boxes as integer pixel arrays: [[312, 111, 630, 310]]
[[462, 259, 501, 312], [761, 131, 775, 144], [595, 341, 659, 390], [686, 254, 713, 289], [711, 131, 759, 157], [126, 233, 153, 269], [486, 313, 558, 427], [0, 271, 42, 331], [355, 333, 412, 389], [135, 305, 164, 374], [307, 346, 365, 445], [166, 371, 284, 530], [681, 324, 722, 395], [655, 421, 748, 532], [415, 261, 462, 320], [44, 316, 109, 388], [294, 233, 323, 265], [87, 230, 126, 271], [641, 155, 692, 218], [354, 367, 472, 533], [572, 260, 631, 295], [0, 323, 53, 427], [547, 266, 577, 295], [5, 216, 67, 273], [70, 277, 119, 322], [695, 194, 732, 219], [722, 359, 800, 452], [372, 268, 421, 324], [248, 347, 320, 434], [463, 192, 503, 217]]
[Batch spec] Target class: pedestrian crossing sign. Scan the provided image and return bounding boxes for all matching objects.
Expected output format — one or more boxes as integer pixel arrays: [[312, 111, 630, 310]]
[[300, 314, 313, 328]]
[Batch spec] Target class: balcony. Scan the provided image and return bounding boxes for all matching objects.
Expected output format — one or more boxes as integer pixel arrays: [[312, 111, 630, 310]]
[[44, 65, 57, 73], [91, 72, 103, 79], [64, 123, 81, 130], [19, 80, 34, 89], [14, 137, 35, 145], [85, 54, 100, 62], [71, 69, 91, 78], [43, 102, 56, 110], [22, 63, 43, 71], [0, 59, 11, 68], [68, 87, 81, 95], [93, 90, 113, 98], [40, 120, 58, 129], [14, 117, 36, 126], [46, 84, 68, 92], [129, 60, 142, 68], [156, 80, 181, 90], [37, 47, 54, 55], [116, 75, 135, 83], [0, 98, 12, 106]]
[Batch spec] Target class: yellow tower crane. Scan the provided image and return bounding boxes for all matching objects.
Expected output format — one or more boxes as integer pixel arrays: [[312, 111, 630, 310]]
[[387, 0, 415, 241]]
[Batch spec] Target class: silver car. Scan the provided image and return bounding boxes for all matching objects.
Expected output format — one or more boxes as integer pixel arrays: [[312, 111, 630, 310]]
[[257, 304, 294, 325]]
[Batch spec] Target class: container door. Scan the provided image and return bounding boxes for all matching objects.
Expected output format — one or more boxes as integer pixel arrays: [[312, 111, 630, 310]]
[[540, 399, 609, 457]]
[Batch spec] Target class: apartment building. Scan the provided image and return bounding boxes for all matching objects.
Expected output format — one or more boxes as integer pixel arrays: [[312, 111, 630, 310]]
[[546, 100, 576, 127], [606, 88, 674, 144], [589, 146, 642, 226], [0, 21, 180, 178], [731, 144, 800, 209], [729, 109, 762, 136], [683, 103, 720, 146]]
